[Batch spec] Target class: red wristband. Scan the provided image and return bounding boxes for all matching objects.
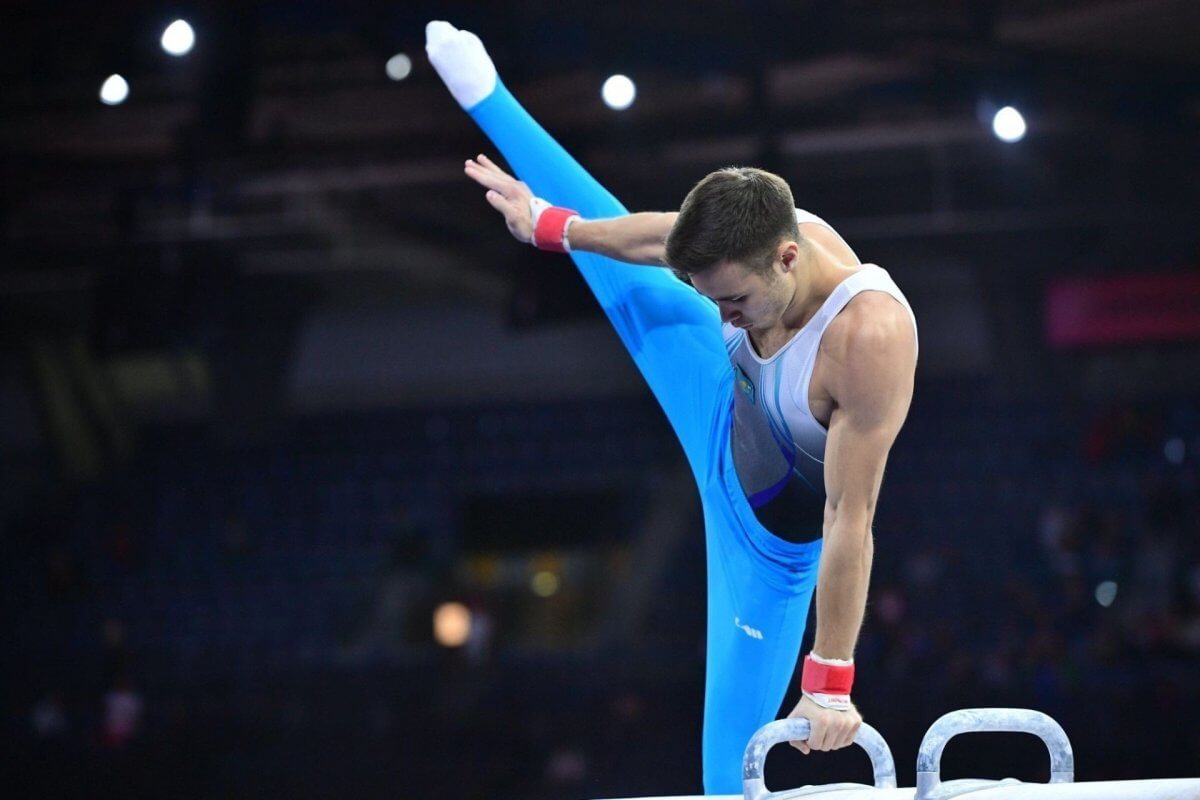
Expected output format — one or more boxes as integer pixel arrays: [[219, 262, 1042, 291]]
[[532, 205, 579, 253], [801, 654, 855, 695]]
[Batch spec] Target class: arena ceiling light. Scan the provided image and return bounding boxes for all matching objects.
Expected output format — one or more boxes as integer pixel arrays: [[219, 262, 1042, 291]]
[[99, 74, 129, 106], [161, 19, 195, 56], [992, 105, 1027, 143], [601, 74, 636, 111], [386, 53, 413, 81]]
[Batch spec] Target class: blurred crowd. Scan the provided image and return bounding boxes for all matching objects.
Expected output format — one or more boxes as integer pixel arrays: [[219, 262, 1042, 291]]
[[4, 392, 1198, 798]]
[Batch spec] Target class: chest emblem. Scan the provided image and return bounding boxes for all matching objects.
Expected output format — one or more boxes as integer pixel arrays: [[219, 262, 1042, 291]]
[[734, 364, 756, 405]]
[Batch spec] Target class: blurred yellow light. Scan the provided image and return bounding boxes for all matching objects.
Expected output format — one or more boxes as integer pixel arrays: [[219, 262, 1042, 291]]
[[433, 601, 471, 647], [531, 570, 560, 597]]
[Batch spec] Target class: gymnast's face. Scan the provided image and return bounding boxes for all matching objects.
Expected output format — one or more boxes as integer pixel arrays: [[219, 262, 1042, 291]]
[[691, 251, 796, 332]]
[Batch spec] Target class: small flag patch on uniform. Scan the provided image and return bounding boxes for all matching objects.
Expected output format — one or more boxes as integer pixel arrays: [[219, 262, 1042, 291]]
[[734, 364, 755, 404]]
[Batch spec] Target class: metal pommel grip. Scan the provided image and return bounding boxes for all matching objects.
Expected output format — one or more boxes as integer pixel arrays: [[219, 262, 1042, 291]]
[[741, 718, 897, 800], [915, 708, 1075, 800]]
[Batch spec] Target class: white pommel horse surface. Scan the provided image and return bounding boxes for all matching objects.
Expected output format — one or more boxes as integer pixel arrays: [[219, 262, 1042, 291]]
[[597, 708, 1200, 800]]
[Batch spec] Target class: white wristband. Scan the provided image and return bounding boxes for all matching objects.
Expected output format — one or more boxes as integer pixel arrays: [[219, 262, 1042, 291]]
[[809, 652, 854, 667], [561, 215, 578, 252], [529, 196, 551, 244], [803, 690, 853, 711]]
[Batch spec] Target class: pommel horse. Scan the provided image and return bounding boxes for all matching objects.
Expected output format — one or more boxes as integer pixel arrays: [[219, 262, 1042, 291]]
[[599, 708, 1200, 800]]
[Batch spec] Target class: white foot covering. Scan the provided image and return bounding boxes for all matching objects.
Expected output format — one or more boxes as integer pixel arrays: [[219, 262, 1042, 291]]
[[425, 20, 498, 110]]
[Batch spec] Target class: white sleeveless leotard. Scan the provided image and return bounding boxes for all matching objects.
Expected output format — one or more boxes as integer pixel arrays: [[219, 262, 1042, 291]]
[[722, 209, 918, 538]]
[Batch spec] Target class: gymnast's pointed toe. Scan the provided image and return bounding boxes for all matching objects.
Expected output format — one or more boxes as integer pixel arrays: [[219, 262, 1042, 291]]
[[425, 20, 497, 110]]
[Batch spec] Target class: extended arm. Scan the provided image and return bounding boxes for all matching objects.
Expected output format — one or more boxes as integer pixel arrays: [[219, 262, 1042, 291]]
[[464, 154, 675, 265], [787, 291, 916, 753], [817, 292, 915, 657], [568, 212, 677, 265]]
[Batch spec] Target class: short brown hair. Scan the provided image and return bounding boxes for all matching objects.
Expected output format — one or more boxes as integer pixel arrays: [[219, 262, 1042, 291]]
[[665, 167, 800, 277]]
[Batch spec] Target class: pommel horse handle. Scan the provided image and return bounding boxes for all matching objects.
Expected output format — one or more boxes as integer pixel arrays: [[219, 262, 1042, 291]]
[[741, 718, 897, 800], [915, 708, 1075, 800]]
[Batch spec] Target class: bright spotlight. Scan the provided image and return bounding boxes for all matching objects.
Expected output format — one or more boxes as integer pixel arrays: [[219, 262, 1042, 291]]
[[601, 74, 636, 111], [99, 74, 129, 106], [161, 19, 195, 56], [1094, 581, 1118, 608], [386, 53, 412, 81], [992, 105, 1026, 143]]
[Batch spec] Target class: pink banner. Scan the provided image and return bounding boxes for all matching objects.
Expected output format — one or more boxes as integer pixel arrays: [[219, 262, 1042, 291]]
[[1046, 272, 1200, 348]]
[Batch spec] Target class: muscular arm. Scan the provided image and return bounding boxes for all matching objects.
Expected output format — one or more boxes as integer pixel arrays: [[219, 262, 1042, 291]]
[[464, 153, 863, 273], [814, 292, 916, 660], [785, 292, 914, 755], [568, 213, 677, 266]]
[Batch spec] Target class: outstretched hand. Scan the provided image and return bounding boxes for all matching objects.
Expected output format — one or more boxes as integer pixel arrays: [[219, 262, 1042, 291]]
[[464, 154, 535, 244], [786, 694, 863, 755]]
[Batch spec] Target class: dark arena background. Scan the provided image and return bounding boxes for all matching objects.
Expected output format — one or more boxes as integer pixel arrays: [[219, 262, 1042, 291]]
[[3, 2, 1199, 799]]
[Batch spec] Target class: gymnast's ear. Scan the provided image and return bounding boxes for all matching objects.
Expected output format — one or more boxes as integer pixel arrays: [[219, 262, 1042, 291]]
[[777, 240, 802, 273]]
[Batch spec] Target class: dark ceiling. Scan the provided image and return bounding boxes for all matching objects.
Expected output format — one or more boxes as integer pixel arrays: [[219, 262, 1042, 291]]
[[2, 0, 1198, 334]]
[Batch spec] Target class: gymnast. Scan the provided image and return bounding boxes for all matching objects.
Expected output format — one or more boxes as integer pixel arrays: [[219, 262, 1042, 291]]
[[426, 21, 919, 794]]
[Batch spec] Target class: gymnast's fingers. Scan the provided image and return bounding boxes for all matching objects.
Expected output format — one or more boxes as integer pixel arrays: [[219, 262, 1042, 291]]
[[476, 153, 510, 177], [464, 160, 509, 192], [484, 188, 514, 217], [468, 154, 510, 183], [466, 161, 528, 205], [477, 155, 531, 195], [485, 190, 532, 242], [842, 716, 863, 749], [807, 717, 830, 752]]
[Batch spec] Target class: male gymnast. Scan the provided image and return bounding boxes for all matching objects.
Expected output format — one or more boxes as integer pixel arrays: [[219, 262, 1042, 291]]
[[426, 21, 918, 794]]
